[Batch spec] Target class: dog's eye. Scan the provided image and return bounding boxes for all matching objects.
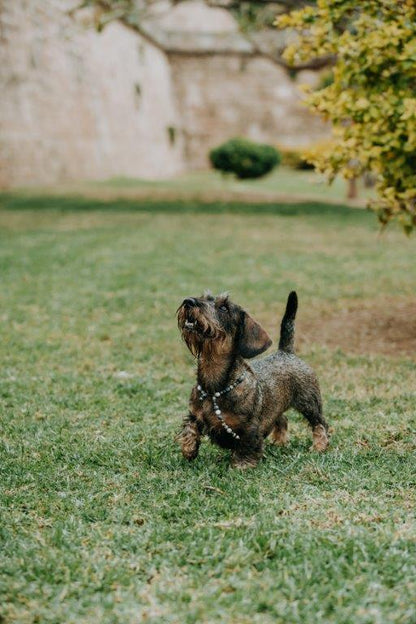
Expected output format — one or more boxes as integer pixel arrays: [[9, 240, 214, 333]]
[[219, 305, 228, 313]]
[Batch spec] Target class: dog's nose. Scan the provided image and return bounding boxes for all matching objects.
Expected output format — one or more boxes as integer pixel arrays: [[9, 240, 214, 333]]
[[183, 297, 197, 308]]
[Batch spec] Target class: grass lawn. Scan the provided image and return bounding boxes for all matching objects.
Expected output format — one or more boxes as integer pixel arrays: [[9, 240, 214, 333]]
[[12, 167, 375, 206], [0, 195, 415, 623]]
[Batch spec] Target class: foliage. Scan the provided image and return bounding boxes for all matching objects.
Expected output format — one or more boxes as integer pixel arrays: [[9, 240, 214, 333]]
[[278, 145, 315, 170], [78, 1, 308, 31], [316, 69, 334, 90], [76, 0, 136, 31], [231, 2, 283, 32], [301, 138, 338, 170], [210, 138, 281, 179], [277, 0, 416, 233]]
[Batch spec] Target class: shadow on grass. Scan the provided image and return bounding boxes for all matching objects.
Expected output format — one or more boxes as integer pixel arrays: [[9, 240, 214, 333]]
[[0, 193, 372, 222]]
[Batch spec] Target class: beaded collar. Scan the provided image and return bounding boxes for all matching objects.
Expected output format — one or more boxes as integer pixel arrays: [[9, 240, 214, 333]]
[[197, 373, 246, 440]]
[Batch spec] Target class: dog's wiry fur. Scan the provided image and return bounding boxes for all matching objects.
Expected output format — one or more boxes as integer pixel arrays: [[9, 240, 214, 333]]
[[177, 291, 329, 468]]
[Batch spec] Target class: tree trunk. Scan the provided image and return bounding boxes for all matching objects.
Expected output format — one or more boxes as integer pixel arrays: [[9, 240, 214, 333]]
[[347, 177, 358, 199]]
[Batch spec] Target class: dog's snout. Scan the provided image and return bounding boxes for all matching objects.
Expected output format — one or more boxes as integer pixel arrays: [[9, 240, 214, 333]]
[[183, 297, 197, 308]]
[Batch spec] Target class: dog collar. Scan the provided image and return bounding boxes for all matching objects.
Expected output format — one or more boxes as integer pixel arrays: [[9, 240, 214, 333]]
[[197, 374, 245, 440]]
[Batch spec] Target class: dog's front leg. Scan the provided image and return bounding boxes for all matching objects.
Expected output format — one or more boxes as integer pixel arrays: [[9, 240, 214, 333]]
[[231, 425, 263, 469], [179, 413, 201, 461]]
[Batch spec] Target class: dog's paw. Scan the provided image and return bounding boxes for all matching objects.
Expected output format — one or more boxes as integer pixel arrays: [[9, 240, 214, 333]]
[[181, 438, 200, 461], [310, 424, 329, 452], [231, 456, 259, 470], [269, 429, 289, 446]]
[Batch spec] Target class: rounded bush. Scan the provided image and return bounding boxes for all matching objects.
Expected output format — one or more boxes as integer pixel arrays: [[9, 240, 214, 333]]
[[209, 138, 281, 179]]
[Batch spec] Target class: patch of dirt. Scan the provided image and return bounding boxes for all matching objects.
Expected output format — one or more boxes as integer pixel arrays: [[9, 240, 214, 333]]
[[298, 298, 416, 357]]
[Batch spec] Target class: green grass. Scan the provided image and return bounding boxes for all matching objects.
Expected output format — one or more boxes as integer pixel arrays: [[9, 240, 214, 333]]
[[92, 167, 361, 201], [0, 196, 415, 623], [11, 167, 375, 205], [110, 167, 374, 200]]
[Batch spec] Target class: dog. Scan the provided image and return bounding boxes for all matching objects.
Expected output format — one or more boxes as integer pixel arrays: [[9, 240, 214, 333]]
[[177, 291, 329, 468]]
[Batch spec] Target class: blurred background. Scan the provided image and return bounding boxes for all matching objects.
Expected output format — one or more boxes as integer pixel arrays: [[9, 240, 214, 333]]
[[0, 0, 331, 189]]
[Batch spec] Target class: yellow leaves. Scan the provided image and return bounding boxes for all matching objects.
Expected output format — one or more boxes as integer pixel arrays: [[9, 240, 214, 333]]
[[282, 43, 297, 65], [355, 98, 370, 110], [400, 189, 416, 201], [343, 168, 358, 181], [383, 187, 397, 202], [402, 39, 416, 59], [302, 138, 335, 163], [275, 7, 315, 29], [401, 98, 416, 121], [367, 145, 383, 160], [276, 0, 416, 230]]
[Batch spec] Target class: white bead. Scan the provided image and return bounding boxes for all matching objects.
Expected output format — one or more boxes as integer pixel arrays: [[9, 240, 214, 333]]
[[215, 409, 221, 415], [215, 392, 220, 397]]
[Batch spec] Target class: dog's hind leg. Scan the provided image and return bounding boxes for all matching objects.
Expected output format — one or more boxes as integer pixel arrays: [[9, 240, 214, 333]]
[[293, 388, 329, 451], [311, 423, 329, 451]]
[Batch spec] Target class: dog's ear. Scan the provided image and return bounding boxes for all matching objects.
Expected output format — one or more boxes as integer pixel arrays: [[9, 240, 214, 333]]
[[238, 313, 272, 358]]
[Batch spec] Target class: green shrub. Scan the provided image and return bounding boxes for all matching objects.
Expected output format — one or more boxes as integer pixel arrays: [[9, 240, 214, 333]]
[[209, 138, 281, 179]]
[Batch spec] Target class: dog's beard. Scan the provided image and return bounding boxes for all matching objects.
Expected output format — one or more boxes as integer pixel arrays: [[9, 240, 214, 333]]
[[177, 305, 225, 358]]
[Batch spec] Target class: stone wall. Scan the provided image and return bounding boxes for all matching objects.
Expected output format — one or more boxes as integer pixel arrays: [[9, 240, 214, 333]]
[[169, 53, 327, 168], [0, 0, 329, 189], [0, 0, 184, 188]]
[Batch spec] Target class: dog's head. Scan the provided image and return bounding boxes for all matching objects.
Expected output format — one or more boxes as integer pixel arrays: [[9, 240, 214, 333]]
[[177, 292, 272, 359]]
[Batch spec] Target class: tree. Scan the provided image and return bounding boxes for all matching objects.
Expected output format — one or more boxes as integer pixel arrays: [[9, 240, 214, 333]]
[[277, 0, 416, 233]]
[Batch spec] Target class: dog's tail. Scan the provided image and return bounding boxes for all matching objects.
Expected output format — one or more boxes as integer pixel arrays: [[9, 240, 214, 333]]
[[278, 291, 298, 353]]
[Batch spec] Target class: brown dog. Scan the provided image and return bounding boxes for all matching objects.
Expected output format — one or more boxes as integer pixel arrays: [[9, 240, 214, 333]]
[[177, 291, 329, 468]]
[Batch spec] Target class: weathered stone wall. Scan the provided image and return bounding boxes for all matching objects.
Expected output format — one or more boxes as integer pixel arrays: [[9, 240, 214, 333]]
[[0, 0, 329, 188], [0, 0, 185, 188], [169, 53, 328, 168]]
